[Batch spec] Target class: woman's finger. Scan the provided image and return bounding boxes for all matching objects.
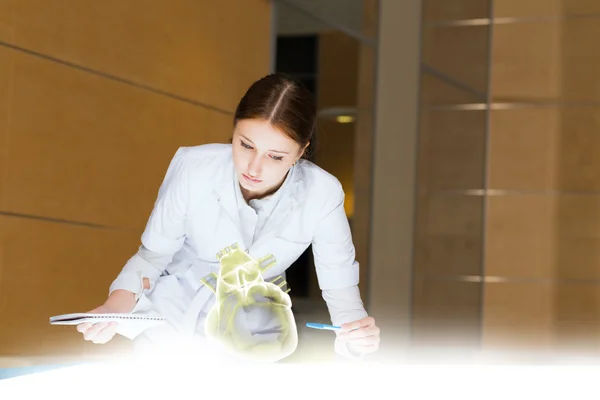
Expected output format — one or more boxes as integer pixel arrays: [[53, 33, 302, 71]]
[[76, 322, 92, 333], [103, 322, 118, 337], [346, 335, 380, 347], [341, 316, 376, 333], [93, 322, 118, 344], [348, 343, 380, 354], [339, 325, 380, 339], [83, 322, 109, 341]]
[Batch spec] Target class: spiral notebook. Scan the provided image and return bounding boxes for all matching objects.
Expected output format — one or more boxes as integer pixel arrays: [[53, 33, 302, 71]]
[[49, 313, 166, 340]]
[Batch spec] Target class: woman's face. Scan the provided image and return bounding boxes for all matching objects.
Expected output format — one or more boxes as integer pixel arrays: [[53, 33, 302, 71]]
[[232, 119, 305, 200]]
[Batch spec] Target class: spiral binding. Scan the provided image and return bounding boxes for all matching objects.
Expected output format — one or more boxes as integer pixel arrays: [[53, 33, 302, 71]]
[[49, 313, 165, 324], [87, 314, 164, 321]]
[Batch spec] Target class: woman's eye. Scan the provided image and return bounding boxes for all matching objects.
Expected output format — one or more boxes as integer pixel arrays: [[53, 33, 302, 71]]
[[241, 141, 253, 149], [270, 155, 284, 161]]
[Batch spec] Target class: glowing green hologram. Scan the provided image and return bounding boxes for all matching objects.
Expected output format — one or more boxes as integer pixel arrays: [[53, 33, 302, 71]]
[[202, 243, 298, 362]]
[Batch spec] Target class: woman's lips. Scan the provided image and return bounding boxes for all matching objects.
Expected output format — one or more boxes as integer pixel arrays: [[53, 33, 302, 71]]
[[243, 173, 262, 183]]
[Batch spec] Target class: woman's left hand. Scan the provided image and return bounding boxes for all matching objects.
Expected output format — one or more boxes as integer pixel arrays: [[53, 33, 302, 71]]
[[338, 316, 380, 355]]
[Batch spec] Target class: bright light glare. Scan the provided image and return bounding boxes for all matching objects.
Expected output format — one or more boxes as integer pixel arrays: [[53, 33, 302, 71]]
[[335, 115, 355, 123], [1, 355, 598, 400]]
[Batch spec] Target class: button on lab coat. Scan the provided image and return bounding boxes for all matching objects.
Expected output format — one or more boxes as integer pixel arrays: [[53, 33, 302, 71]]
[[109, 144, 368, 347]]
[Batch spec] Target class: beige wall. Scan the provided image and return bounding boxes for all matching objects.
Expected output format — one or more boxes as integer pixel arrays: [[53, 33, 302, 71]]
[[0, 0, 271, 360], [414, 0, 600, 356]]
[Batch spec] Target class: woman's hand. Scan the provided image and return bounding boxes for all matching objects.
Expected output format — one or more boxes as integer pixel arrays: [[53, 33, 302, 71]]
[[76, 289, 137, 344], [76, 305, 119, 344], [338, 316, 380, 355]]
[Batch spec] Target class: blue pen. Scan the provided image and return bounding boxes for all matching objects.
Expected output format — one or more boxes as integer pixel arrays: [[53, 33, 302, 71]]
[[306, 322, 342, 331]]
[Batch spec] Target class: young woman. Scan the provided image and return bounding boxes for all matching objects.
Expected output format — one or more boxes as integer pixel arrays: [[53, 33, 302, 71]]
[[77, 73, 380, 360]]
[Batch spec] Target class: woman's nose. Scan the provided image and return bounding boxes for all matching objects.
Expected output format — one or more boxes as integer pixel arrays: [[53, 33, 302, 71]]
[[247, 156, 262, 177]]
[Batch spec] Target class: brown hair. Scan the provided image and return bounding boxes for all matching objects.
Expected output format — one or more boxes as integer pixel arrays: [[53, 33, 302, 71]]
[[233, 73, 317, 161]]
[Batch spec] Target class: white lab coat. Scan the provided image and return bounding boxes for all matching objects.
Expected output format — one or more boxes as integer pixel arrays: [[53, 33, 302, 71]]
[[109, 144, 367, 354]]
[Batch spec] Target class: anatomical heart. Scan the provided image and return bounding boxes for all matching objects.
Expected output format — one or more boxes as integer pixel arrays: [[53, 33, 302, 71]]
[[200, 243, 298, 362]]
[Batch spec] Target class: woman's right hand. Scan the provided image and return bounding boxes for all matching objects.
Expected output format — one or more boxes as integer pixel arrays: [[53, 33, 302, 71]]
[[76, 289, 138, 344], [76, 304, 120, 344]]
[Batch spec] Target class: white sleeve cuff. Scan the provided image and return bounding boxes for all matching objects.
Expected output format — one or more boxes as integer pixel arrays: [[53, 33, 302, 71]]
[[321, 285, 368, 327], [109, 270, 143, 298], [108, 252, 163, 299]]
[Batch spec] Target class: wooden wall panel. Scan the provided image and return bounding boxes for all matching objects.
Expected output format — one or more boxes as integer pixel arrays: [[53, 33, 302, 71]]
[[0, 216, 140, 357], [415, 0, 600, 358], [484, 282, 600, 355], [412, 280, 481, 349], [0, 0, 13, 42], [482, 6, 600, 356], [483, 282, 554, 352], [422, 25, 490, 95], [0, 46, 11, 208], [492, 22, 562, 102], [489, 109, 559, 191], [7, 0, 271, 112], [2, 49, 232, 230], [495, 0, 600, 18], [414, 194, 484, 278], [485, 195, 555, 279], [418, 110, 486, 192]]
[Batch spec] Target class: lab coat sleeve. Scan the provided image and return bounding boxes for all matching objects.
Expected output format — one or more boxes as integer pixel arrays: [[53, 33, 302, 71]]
[[312, 183, 370, 360], [321, 285, 368, 327], [141, 147, 190, 254], [109, 147, 190, 297], [311, 183, 360, 290]]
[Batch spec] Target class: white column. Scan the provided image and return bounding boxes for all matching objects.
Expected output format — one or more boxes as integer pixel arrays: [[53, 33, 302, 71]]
[[367, 0, 422, 356]]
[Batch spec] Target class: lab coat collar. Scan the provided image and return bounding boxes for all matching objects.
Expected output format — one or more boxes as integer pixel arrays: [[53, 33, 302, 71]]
[[252, 162, 305, 248], [213, 157, 306, 247], [214, 159, 242, 237]]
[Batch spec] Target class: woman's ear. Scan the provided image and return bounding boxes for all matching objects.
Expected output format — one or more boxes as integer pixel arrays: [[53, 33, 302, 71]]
[[299, 141, 310, 159]]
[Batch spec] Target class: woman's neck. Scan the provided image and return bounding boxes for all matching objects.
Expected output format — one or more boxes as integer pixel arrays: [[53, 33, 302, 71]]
[[241, 172, 289, 203]]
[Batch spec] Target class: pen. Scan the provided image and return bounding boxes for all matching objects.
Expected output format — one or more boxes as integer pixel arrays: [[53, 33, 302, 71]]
[[306, 322, 342, 331]]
